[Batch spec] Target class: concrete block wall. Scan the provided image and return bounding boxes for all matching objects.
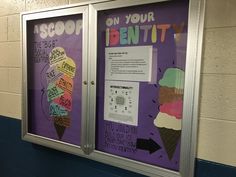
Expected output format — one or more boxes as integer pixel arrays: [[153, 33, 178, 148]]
[[197, 0, 236, 167], [0, 0, 23, 119], [0, 0, 235, 171]]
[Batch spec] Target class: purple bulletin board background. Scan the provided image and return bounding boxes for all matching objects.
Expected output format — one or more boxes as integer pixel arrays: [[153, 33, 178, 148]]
[[96, 1, 188, 171], [27, 14, 83, 146]]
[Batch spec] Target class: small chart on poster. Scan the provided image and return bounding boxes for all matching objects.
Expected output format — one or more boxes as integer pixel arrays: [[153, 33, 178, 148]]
[[105, 46, 153, 82], [104, 80, 139, 126]]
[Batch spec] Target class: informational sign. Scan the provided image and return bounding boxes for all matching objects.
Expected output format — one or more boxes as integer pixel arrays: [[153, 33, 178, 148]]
[[105, 46, 153, 82], [96, 0, 188, 171], [104, 80, 139, 126], [27, 14, 83, 145]]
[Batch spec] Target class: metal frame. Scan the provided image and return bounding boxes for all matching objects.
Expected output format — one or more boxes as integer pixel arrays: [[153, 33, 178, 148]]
[[21, 4, 89, 156], [21, 0, 205, 176]]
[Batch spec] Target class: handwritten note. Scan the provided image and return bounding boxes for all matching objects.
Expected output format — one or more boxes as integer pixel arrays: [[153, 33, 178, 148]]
[[57, 57, 76, 78], [54, 92, 72, 111], [49, 102, 68, 117], [56, 75, 73, 94], [47, 83, 64, 101], [49, 47, 67, 66], [46, 66, 63, 83]]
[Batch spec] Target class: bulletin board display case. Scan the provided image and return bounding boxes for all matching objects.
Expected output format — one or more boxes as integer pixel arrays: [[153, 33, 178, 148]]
[[22, 5, 89, 155], [88, 0, 205, 177], [95, 0, 188, 171], [21, 0, 205, 177]]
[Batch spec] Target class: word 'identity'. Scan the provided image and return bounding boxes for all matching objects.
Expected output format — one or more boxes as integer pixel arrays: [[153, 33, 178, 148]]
[[105, 12, 185, 46]]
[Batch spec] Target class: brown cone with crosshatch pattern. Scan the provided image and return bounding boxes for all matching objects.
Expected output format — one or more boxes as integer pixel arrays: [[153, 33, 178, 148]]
[[54, 123, 66, 140]]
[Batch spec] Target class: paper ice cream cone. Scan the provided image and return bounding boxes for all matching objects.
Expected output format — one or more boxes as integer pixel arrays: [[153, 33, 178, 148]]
[[47, 47, 76, 140], [154, 68, 184, 160]]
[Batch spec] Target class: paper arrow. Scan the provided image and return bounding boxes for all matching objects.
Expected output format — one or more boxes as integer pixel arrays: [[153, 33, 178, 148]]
[[136, 138, 161, 154]]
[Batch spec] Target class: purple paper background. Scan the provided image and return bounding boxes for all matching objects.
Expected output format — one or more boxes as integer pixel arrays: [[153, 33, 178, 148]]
[[27, 14, 83, 145], [96, 1, 188, 171]]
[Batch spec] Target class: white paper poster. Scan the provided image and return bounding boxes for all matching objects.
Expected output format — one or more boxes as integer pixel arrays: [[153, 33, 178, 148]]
[[104, 80, 139, 126], [105, 46, 153, 82]]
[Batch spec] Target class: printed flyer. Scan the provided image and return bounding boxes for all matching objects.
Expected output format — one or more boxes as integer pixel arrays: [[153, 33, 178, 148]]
[[105, 46, 153, 82], [27, 15, 83, 145], [96, 1, 188, 171]]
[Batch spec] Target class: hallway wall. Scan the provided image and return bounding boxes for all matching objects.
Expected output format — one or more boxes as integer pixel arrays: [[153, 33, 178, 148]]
[[197, 0, 236, 166], [0, 0, 236, 176]]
